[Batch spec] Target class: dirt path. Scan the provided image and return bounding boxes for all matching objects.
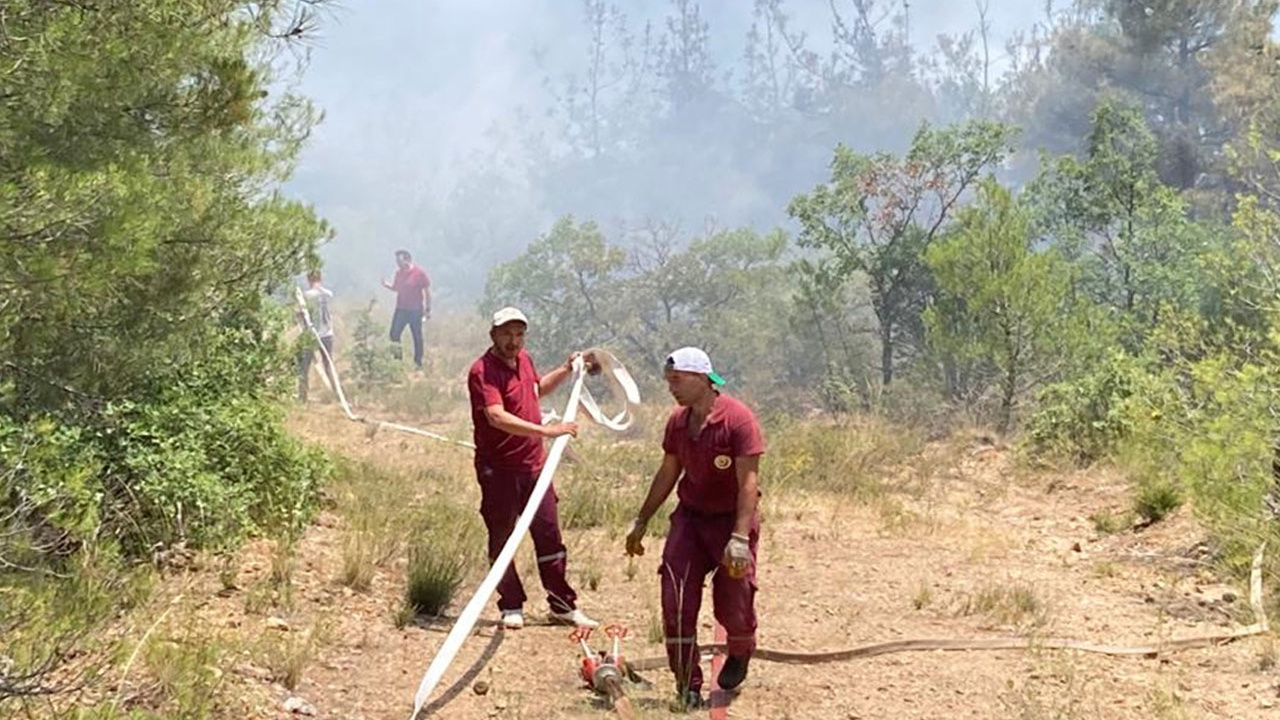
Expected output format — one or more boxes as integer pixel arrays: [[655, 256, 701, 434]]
[[188, 410, 1277, 720]]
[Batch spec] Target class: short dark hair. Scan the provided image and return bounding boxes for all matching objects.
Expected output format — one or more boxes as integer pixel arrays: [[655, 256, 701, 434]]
[[395, 249, 412, 261], [306, 269, 322, 283]]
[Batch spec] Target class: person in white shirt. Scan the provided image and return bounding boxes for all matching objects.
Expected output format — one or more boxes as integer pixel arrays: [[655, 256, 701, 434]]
[[297, 270, 336, 403]]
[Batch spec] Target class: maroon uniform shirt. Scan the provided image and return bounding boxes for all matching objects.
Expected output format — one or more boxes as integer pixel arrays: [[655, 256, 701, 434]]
[[392, 265, 430, 311], [662, 393, 765, 515], [468, 349, 544, 472]]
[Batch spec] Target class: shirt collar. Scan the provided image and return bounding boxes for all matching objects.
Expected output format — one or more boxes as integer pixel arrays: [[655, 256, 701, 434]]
[[486, 347, 525, 373], [674, 392, 725, 429]]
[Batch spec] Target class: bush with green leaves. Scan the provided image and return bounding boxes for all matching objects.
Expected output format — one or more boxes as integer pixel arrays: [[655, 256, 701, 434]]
[[1025, 351, 1152, 465], [1120, 353, 1280, 571], [349, 299, 403, 388], [3, 326, 330, 556]]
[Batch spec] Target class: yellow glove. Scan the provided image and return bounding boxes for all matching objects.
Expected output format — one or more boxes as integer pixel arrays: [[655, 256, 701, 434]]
[[722, 533, 751, 579]]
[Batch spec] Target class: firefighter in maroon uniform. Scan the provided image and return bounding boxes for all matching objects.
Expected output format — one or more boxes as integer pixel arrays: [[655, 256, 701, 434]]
[[467, 306, 599, 630], [625, 347, 764, 710]]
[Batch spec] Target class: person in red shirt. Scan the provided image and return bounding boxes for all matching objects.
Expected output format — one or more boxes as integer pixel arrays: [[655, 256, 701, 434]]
[[625, 347, 764, 711], [381, 249, 431, 368], [467, 306, 600, 631]]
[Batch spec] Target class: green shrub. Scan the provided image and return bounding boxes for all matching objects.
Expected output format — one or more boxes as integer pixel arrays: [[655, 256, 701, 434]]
[[405, 543, 468, 618], [1120, 354, 1280, 572], [1025, 351, 1149, 464], [1133, 481, 1183, 524], [403, 505, 482, 617], [1, 360, 331, 558], [349, 299, 403, 389]]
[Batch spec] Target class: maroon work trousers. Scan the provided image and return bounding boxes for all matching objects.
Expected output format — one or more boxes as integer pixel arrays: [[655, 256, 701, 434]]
[[476, 462, 578, 614], [660, 503, 759, 692]]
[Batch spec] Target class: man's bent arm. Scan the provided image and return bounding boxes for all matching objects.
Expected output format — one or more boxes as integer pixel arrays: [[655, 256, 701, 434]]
[[538, 363, 571, 396], [484, 404, 552, 438], [636, 453, 682, 525], [732, 455, 761, 537]]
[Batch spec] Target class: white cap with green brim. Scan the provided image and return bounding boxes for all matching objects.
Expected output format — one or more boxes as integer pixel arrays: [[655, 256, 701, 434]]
[[664, 346, 725, 386]]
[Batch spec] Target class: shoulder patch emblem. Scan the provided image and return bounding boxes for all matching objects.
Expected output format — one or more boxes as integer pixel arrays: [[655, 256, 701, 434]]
[[714, 455, 732, 470]]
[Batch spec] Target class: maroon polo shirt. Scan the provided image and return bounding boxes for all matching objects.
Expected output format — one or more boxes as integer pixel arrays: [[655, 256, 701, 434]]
[[468, 348, 544, 472], [662, 393, 765, 515], [392, 265, 430, 311]]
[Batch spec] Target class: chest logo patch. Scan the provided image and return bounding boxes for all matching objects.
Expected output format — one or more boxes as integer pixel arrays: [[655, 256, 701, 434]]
[[714, 455, 732, 470]]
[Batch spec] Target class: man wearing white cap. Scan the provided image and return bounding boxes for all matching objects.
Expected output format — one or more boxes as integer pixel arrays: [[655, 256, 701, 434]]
[[625, 347, 765, 710], [466, 306, 599, 630]]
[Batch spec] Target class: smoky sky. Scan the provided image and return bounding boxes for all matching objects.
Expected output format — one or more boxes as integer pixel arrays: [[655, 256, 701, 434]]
[[287, 1, 1047, 303]]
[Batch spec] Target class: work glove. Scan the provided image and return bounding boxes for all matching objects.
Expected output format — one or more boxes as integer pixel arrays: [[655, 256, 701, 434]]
[[722, 533, 752, 579], [625, 517, 648, 557]]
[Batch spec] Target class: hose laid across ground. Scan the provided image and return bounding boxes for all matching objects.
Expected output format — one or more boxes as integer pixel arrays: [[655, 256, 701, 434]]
[[629, 543, 1269, 671]]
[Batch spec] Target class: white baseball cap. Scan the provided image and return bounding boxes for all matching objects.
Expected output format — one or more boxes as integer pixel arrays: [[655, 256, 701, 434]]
[[491, 306, 529, 328], [664, 347, 725, 386]]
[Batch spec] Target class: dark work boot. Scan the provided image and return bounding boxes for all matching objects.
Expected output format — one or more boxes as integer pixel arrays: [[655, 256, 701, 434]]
[[717, 655, 750, 691]]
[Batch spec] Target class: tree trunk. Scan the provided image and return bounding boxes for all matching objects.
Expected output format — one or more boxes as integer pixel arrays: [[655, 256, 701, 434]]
[[999, 367, 1016, 435], [881, 321, 894, 386]]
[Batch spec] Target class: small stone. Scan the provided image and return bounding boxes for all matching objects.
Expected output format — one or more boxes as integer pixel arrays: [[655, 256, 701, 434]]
[[1072, 541, 1083, 552], [283, 696, 316, 716], [1223, 592, 1238, 604], [267, 617, 291, 631], [474, 680, 490, 696]]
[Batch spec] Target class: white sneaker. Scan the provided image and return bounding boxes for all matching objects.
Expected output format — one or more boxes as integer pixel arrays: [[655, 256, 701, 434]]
[[500, 609, 524, 630], [549, 608, 599, 628]]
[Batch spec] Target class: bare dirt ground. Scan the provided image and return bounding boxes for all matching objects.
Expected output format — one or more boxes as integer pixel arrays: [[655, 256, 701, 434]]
[[165, 403, 1280, 720]]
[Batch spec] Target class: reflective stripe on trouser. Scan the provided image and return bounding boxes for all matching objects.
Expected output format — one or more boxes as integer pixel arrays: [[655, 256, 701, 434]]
[[659, 504, 759, 692], [477, 464, 578, 614]]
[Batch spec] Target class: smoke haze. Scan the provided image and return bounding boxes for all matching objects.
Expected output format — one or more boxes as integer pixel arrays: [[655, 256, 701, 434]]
[[288, 1, 1047, 305]]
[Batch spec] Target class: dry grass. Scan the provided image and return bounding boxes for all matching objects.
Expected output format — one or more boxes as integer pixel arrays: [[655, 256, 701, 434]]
[[766, 415, 926, 498], [997, 655, 1098, 720], [958, 580, 1050, 629], [258, 616, 332, 691], [332, 458, 415, 592], [911, 580, 934, 611], [244, 538, 297, 615]]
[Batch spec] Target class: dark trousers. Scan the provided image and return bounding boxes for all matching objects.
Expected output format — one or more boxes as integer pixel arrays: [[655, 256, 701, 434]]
[[476, 463, 578, 614], [661, 504, 759, 693], [297, 335, 335, 402], [389, 308, 424, 367]]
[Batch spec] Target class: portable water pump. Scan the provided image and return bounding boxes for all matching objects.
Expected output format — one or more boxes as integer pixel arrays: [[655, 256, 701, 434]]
[[569, 625, 635, 717]]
